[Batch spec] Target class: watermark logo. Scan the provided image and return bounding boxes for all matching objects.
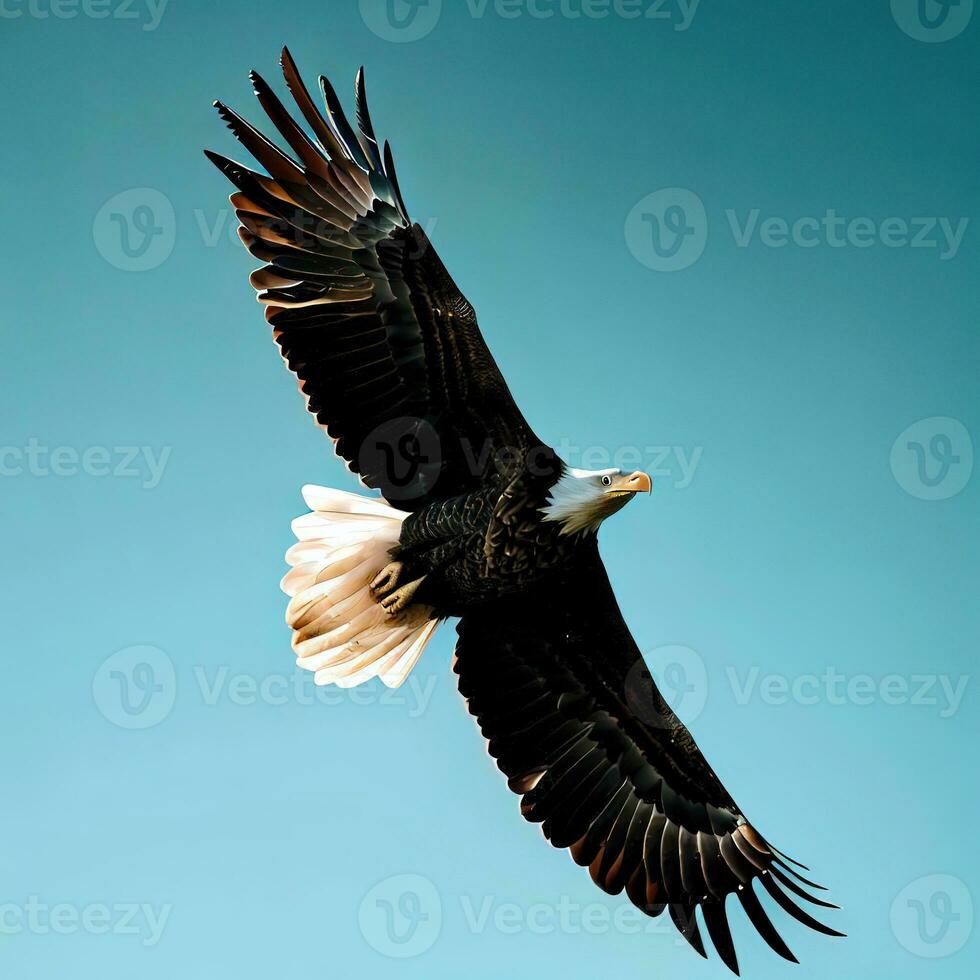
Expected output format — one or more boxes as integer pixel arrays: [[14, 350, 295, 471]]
[[193, 666, 438, 717], [463, 0, 700, 29], [93, 188, 175, 272], [625, 188, 708, 272], [627, 644, 708, 726], [0, 897, 172, 946], [358, 417, 443, 503], [891, 874, 973, 958], [93, 645, 176, 730], [727, 666, 969, 718], [726, 210, 968, 260], [0, 0, 169, 31], [551, 439, 703, 490], [892, 0, 973, 42], [890, 417, 973, 501], [358, 874, 442, 958], [0, 441, 171, 489], [359, 0, 443, 42], [627, 196, 969, 270], [649, 644, 708, 722], [460, 892, 681, 936], [359, 0, 700, 35]]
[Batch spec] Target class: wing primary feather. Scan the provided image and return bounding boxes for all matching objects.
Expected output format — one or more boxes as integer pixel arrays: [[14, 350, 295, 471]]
[[354, 67, 384, 171], [319, 74, 371, 171], [669, 903, 707, 959], [642, 809, 667, 886], [279, 46, 349, 161], [759, 873, 846, 937], [699, 831, 740, 899], [617, 801, 655, 904], [625, 864, 652, 911], [732, 830, 770, 872], [248, 70, 332, 181], [659, 820, 683, 900], [737, 884, 798, 963], [678, 826, 707, 899], [383, 141, 411, 223], [769, 865, 840, 909], [717, 834, 755, 884], [767, 843, 811, 871], [212, 100, 306, 185], [203, 149, 265, 188], [701, 898, 740, 975], [773, 856, 829, 891]]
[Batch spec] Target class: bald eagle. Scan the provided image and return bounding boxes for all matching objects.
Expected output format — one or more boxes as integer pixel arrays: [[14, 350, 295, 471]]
[[206, 48, 842, 972]]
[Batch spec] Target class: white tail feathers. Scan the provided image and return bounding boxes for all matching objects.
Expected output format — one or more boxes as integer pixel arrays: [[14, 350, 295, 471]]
[[281, 485, 439, 689]]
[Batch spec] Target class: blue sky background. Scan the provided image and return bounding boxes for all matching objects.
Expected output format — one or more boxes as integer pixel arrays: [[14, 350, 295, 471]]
[[2, 1, 978, 977]]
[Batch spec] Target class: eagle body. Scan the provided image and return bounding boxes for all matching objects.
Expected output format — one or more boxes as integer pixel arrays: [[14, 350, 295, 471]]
[[207, 48, 842, 973], [395, 467, 590, 614]]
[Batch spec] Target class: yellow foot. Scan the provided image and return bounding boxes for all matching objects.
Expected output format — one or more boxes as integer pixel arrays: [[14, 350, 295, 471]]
[[370, 561, 404, 597], [380, 577, 426, 616]]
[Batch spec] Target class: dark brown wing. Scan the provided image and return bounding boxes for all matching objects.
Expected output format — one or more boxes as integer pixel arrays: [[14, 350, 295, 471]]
[[205, 48, 546, 509], [454, 543, 842, 974]]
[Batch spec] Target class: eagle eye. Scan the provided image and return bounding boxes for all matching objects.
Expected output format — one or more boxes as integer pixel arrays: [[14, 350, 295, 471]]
[[601, 475, 612, 487]]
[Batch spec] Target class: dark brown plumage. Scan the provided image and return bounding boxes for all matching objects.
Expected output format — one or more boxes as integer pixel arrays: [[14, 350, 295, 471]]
[[206, 48, 842, 972], [206, 47, 543, 512]]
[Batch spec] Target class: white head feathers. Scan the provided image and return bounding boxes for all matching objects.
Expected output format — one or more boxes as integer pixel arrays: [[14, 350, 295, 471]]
[[541, 467, 627, 536]]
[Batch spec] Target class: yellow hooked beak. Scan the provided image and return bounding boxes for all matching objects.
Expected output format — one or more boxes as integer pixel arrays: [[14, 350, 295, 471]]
[[606, 471, 653, 496]]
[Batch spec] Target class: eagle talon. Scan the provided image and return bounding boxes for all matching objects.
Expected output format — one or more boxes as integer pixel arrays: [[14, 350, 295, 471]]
[[380, 576, 425, 615], [371, 561, 404, 596]]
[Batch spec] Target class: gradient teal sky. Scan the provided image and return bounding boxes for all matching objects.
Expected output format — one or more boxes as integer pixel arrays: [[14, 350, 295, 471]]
[[2, 2, 978, 978]]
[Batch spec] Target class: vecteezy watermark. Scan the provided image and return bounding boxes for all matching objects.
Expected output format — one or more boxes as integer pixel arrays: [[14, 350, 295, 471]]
[[359, 0, 700, 41], [890, 417, 974, 501], [193, 666, 438, 718], [726, 210, 969, 259], [93, 646, 177, 730], [0, 0, 168, 30], [551, 438, 703, 490], [357, 879, 688, 956], [95, 195, 437, 273], [625, 189, 970, 271], [891, 875, 973, 958], [93, 188, 176, 272], [625, 188, 708, 272], [340, 424, 703, 507], [462, 0, 700, 29], [0, 441, 171, 489], [625, 645, 708, 727], [648, 644, 708, 722], [357, 417, 444, 505], [358, 874, 443, 958], [192, 210, 439, 258], [892, 0, 974, 42], [94, 649, 439, 730], [0, 897, 172, 947], [626, 652, 970, 721], [359, 0, 443, 41], [727, 667, 970, 719], [459, 893, 679, 937]]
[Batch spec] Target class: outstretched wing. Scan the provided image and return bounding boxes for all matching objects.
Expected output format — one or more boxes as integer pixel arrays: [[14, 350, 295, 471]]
[[454, 544, 842, 974], [206, 48, 546, 510]]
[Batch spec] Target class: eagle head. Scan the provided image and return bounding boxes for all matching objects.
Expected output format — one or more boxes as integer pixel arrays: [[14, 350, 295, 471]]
[[541, 466, 652, 536]]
